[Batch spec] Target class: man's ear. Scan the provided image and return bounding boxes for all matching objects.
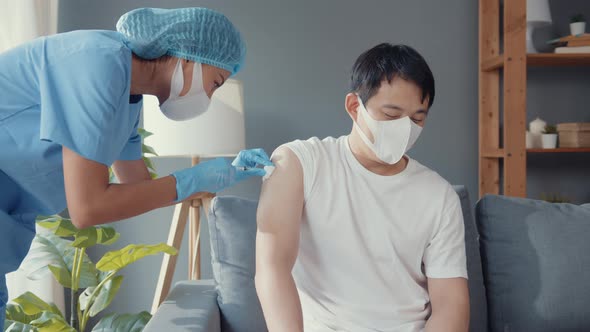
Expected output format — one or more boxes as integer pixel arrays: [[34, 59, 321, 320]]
[[345, 93, 360, 122]]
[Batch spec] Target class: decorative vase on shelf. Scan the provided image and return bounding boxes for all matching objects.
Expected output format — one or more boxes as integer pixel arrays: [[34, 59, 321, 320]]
[[530, 117, 546, 134], [526, 131, 534, 148], [526, 0, 552, 53]]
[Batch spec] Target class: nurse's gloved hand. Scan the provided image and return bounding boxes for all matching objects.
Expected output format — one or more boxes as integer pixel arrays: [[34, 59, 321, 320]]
[[172, 157, 268, 202], [232, 148, 274, 169]]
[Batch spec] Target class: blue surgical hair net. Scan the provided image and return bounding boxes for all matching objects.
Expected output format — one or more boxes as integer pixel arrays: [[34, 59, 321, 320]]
[[116, 7, 246, 75]]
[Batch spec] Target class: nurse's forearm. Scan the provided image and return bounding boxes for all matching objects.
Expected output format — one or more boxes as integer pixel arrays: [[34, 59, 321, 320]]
[[72, 176, 179, 228], [63, 147, 184, 228]]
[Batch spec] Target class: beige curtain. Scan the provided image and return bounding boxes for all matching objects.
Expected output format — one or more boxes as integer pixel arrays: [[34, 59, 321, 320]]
[[0, 0, 65, 314], [0, 0, 59, 52]]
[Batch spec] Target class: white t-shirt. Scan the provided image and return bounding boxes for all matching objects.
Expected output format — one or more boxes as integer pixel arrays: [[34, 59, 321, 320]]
[[282, 136, 467, 332]]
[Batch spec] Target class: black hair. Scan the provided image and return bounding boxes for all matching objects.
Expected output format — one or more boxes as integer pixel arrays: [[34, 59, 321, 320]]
[[350, 43, 435, 108], [132, 53, 174, 64]]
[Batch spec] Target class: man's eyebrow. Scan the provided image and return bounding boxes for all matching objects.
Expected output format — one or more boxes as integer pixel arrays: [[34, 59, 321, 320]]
[[382, 104, 429, 114], [381, 104, 405, 111]]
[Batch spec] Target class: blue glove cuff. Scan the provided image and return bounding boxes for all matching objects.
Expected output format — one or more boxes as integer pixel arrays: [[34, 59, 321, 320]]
[[172, 168, 197, 202]]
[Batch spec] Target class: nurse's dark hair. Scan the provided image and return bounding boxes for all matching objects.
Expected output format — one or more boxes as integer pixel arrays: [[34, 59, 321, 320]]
[[350, 43, 435, 108], [132, 53, 174, 64]]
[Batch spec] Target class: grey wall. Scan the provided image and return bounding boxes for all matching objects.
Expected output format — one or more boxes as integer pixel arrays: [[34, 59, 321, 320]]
[[57, 0, 589, 318]]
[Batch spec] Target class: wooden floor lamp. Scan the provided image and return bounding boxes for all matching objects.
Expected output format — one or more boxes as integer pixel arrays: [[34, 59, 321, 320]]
[[141, 80, 246, 313]]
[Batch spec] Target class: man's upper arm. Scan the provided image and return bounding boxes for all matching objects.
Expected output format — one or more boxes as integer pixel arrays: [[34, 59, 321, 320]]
[[427, 277, 470, 331], [256, 146, 304, 272], [428, 277, 469, 307]]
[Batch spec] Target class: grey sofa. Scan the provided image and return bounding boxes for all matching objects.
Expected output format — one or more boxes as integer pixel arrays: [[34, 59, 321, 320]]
[[144, 187, 590, 332]]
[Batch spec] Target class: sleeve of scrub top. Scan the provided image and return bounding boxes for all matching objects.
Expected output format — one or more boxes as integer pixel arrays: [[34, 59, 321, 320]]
[[423, 189, 468, 279], [117, 102, 142, 161], [39, 48, 129, 167]]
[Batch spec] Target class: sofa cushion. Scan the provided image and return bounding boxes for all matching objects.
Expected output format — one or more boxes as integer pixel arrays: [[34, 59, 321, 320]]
[[453, 186, 487, 332], [476, 195, 590, 332], [208, 196, 267, 332], [144, 280, 220, 332]]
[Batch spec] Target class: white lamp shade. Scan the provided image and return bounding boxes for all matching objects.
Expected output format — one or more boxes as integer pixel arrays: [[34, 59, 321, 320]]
[[527, 0, 552, 25], [143, 79, 245, 157]]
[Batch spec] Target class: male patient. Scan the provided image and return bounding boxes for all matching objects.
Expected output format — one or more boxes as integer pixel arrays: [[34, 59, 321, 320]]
[[255, 43, 469, 332]]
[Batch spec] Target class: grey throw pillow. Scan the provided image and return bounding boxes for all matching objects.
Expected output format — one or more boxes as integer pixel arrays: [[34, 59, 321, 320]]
[[476, 195, 590, 332], [208, 196, 267, 332]]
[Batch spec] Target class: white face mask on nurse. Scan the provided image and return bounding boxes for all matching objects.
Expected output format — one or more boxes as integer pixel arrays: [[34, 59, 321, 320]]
[[130, 56, 231, 121]]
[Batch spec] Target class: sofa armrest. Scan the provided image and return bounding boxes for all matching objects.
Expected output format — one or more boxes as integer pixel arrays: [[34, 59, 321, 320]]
[[144, 280, 220, 332]]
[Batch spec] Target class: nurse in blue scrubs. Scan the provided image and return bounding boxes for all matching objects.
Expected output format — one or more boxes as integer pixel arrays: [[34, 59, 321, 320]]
[[0, 7, 272, 327]]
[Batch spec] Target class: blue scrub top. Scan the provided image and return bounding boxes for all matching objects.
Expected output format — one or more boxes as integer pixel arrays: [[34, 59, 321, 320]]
[[0, 30, 142, 274]]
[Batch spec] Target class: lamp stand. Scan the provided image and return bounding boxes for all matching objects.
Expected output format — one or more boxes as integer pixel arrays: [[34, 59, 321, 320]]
[[151, 157, 215, 313]]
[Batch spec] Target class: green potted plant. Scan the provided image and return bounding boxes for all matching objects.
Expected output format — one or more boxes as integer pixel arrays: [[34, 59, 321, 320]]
[[570, 13, 586, 36], [4, 129, 175, 332], [4, 216, 177, 332], [542, 124, 558, 149]]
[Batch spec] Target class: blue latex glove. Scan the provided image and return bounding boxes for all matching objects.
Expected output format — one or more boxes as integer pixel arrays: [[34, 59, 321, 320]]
[[231, 148, 274, 169], [172, 149, 273, 201]]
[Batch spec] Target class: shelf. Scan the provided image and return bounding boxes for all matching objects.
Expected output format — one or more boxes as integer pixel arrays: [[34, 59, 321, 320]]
[[528, 53, 590, 67], [481, 53, 590, 71], [482, 148, 590, 157], [527, 148, 590, 153]]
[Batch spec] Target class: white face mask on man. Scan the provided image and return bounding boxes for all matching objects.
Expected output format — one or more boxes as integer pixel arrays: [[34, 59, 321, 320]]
[[354, 95, 423, 164], [160, 60, 211, 121]]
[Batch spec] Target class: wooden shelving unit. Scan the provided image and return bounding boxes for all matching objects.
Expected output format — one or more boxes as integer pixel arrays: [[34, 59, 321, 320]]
[[478, 0, 590, 198], [527, 148, 590, 153], [482, 53, 590, 71]]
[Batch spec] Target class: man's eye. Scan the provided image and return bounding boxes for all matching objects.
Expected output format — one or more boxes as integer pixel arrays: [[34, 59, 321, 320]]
[[214, 81, 221, 88]]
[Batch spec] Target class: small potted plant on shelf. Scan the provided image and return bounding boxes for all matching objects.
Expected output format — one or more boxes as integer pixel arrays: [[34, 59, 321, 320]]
[[542, 125, 558, 149], [570, 13, 586, 36]]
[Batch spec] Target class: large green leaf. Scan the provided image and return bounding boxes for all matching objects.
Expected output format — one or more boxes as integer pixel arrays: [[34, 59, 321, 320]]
[[72, 227, 120, 248], [91, 312, 151, 332], [142, 157, 157, 179], [30, 312, 75, 332], [141, 145, 157, 156], [4, 320, 38, 332], [137, 128, 153, 139], [11, 292, 62, 318], [22, 233, 98, 288], [46, 266, 71, 290], [5, 303, 42, 324], [96, 243, 177, 272], [142, 156, 155, 171], [79, 275, 124, 317], [36, 216, 78, 238]]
